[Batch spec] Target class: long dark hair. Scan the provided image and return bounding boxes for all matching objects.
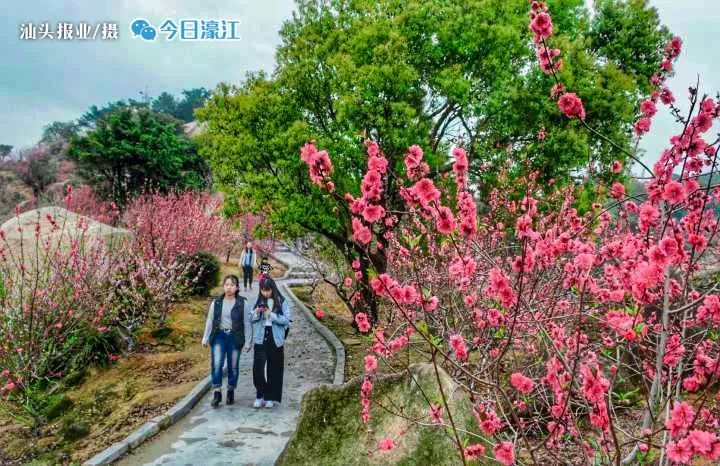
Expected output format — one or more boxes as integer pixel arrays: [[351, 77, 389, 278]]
[[255, 277, 284, 314], [219, 274, 241, 300]]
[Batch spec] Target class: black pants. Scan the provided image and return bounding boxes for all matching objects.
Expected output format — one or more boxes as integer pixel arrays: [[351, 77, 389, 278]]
[[242, 265, 253, 288], [253, 327, 284, 402]]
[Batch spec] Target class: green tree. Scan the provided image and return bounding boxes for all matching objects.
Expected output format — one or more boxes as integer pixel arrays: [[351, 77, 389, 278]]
[[175, 87, 211, 122], [197, 0, 670, 319], [16, 146, 56, 197], [150, 88, 210, 122], [41, 121, 79, 144], [77, 99, 147, 130], [41, 121, 79, 157], [0, 144, 12, 160], [68, 108, 210, 207], [151, 91, 180, 117]]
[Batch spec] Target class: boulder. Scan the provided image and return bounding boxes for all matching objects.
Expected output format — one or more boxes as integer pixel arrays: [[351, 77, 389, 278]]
[[0, 206, 131, 256]]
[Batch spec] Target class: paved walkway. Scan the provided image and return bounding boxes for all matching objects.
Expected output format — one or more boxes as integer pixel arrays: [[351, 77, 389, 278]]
[[272, 249, 314, 276], [118, 249, 333, 466]]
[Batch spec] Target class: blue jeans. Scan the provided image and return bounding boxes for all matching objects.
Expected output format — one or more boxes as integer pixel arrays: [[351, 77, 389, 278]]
[[210, 330, 241, 389]]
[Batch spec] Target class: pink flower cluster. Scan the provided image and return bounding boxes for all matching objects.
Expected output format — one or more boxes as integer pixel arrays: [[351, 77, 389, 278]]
[[449, 334, 468, 361], [494, 441, 515, 466], [64, 184, 120, 225], [360, 376, 374, 424], [300, 142, 334, 190], [580, 356, 610, 433], [604, 310, 643, 341], [345, 141, 393, 249], [510, 372, 534, 394], [404, 144, 429, 180], [298, 66, 720, 463], [557, 93, 586, 120], [665, 402, 720, 463], [528, 2, 585, 120], [364, 354, 378, 373], [485, 267, 517, 308], [452, 147, 478, 239], [634, 37, 683, 136], [355, 312, 371, 333]]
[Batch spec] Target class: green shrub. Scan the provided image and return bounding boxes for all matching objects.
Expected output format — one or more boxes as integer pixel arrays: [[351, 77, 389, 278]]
[[60, 417, 89, 441], [42, 394, 74, 421], [182, 251, 220, 296], [63, 368, 87, 387], [45, 323, 120, 378]]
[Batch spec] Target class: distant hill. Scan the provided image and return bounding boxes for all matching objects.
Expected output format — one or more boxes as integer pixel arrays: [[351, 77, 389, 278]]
[[0, 168, 34, 224]]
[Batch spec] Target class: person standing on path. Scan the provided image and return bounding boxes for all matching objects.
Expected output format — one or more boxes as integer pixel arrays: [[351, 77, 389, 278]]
[[202, 275, 250, 408], [238, 242, 257, 291], [257, 256, 274, 281], [249, 277, 290, 409]]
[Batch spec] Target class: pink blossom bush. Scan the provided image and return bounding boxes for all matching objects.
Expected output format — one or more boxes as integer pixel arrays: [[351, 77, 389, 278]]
[[300, 22, 720, 463], [63, 184, 120, 225], [0, 189, 241, 412], [123, 190, 231, 263], [0, 207, 118, 409]]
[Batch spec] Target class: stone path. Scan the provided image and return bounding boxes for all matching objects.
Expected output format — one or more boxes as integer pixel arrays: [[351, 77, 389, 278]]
[[117, 247, 333, 466]]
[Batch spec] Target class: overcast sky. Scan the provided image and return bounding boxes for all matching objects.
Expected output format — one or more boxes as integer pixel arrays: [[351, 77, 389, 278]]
[[1, 1, 717, 169]]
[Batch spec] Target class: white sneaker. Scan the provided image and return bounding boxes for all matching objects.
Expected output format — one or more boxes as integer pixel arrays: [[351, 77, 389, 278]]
[[253, 398, 263, 409], [264, 400, 275, 409]]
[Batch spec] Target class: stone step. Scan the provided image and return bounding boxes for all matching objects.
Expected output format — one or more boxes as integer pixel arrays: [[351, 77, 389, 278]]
[[288, 272, 318, 279]]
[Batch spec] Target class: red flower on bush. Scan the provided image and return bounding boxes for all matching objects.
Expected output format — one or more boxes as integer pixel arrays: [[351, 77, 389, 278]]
[[355, 312, 371, 333], [529, 12, 553, 40], [557, 92, 586, 120], [493, 441, 515, 466], [510, 372, 534, 394]]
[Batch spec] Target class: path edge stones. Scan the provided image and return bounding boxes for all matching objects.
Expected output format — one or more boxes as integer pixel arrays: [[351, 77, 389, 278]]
[[84, 265, 345, 466], [82, 374, 212, 465], [281, 282, 345, 386], [274, 281, 347, 465]]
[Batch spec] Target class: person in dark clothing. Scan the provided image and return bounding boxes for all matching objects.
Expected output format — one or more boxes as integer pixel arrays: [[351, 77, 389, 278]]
[[202, 275, 250, 407], [257, 256, 274, 280], [249, 277, 290, 409]]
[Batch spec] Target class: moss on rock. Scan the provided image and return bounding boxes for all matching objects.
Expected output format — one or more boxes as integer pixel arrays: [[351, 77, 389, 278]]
[[279, 363, 476, 466]]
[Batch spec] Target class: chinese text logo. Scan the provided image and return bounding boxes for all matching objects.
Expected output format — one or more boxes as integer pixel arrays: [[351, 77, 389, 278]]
[[130, 18, 241, 42]]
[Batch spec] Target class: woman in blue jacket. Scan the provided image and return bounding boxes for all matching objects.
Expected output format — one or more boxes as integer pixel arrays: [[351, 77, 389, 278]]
[[250, 277, 290, 409]]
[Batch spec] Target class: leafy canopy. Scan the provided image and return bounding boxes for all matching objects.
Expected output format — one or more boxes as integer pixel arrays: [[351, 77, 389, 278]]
[[197, 0, 670, 243], [69, 108, 210, 207]]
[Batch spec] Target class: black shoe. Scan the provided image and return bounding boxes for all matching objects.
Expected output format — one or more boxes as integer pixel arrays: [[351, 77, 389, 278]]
[[226, 390, 234, 405], [211, 390, 222, 408]]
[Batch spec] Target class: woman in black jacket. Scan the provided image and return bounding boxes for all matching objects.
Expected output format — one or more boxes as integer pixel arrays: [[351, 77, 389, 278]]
[[201, 275, 249, 407]]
